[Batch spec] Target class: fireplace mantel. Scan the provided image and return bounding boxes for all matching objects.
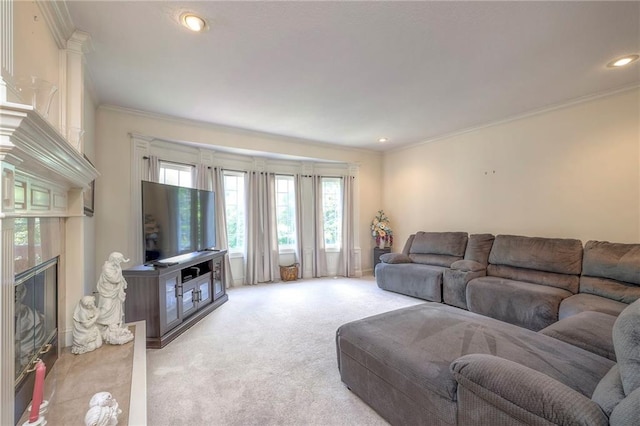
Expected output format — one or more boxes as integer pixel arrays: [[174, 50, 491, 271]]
[[0, 102, 98, 204]]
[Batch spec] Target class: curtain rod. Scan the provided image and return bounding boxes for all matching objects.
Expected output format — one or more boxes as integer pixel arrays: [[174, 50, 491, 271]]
[[143, 157, 212, 169]]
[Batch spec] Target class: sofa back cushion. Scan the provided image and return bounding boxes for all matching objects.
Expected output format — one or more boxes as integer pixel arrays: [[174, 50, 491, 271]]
[[401, 234, 416, 256], [580, 241, 640, 304], [463, 233, 495, 266], [408, 231, 468, 267], [487, 235, 583, 292]]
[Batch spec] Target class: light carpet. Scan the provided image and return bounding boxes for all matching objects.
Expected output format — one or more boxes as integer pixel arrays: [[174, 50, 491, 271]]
[[146, 275, 423, 425]]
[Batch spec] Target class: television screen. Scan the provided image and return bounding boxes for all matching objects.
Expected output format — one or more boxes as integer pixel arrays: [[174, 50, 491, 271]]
[[142, 181, 216, 263]]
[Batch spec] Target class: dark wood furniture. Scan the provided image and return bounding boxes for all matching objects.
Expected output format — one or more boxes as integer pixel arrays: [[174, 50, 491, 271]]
[[373, 247, 391, 276], [123, 250, 228, 348]]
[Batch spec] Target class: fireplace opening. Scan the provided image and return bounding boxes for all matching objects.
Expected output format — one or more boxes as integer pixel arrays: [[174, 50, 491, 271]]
[[13, 217, 59, 424]]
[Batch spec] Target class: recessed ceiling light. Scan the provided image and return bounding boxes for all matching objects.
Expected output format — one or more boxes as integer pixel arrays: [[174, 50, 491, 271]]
[[607, 54, 639, 68], [181, 13, 206, 32], [378, 138, 389, 143]]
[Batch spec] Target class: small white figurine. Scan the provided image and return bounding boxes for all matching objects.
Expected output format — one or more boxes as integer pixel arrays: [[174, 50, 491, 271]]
[[71, 296, 103, 355], [14, 283, 46, 368], [96, 252, 133, 345], [84, 391, 121, 426]]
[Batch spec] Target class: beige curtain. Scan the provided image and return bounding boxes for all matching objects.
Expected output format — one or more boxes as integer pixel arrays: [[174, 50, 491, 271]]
[[244, 172, 279, 285], [294, 174, 304, 278], [337, 175, 356, 277], [194, 163, 209, 190], [312, 175, 328, 277], [211, 167, 234, 288]]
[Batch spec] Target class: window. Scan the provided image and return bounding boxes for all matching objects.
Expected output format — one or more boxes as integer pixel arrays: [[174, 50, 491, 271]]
[[223, 171, 245, 252], [159, 161, 196, 252], [321, 177, 342, 248], [159, 161, 193, 188], [275, 175, 296, 249]]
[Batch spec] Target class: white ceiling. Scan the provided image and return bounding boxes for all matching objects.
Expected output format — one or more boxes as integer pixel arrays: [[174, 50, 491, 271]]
[[66, 1, 640, 152]]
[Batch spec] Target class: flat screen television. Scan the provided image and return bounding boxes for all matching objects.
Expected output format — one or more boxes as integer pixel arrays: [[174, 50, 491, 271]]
[[141, 181, 216, 264]]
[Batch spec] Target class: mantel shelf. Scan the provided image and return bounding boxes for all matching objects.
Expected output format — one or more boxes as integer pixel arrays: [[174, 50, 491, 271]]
[[0, 102, 98, 189]]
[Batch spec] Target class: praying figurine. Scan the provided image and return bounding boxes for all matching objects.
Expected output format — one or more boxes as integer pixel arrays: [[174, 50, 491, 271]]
[[71, 296, 103, 355], [14, 283, 46, 369], [96, 252, 133, 345], [84, 391, 121, 426]]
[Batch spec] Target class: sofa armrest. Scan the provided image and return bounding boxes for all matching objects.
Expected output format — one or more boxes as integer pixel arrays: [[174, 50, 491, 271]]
[[451, 354, 608, 426], [379, 253, 412, 264], [442, 268, 486, 310]]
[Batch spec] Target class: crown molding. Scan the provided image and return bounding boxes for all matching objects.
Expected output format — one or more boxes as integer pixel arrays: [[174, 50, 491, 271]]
[[389, 83, 640, 155], [99, 104, 380, 156], [36, 0, 75, 49]]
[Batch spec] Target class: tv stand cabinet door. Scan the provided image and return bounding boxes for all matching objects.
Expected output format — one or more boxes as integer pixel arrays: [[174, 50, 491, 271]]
[[212, 257, 225, 301], [159, 271, 182, 335]]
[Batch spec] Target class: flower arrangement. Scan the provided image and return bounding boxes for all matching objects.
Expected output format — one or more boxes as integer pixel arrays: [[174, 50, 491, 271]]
[[371, 210, 393, 248]]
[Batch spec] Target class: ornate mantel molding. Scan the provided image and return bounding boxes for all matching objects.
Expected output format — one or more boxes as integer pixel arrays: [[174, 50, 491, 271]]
[[0, 102, 98, 195]]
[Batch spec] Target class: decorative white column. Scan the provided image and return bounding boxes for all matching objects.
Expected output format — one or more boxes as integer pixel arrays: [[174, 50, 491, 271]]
[[64, 30, 91, 151], [349, 163, 362, 277], [0, 2, 15, 423], [129, 133, 152, 266]]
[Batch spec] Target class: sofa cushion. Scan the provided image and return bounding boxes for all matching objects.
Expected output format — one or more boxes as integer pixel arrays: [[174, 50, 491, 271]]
[[559, 293, 628, 320], [540, 311, 616, 360], [463, 233, 495, 266], [612, 298, 640, 395], [376, 263, 445, 302], [467, 277, 572, 331], [489, 235, 583, 275], [379, 253, 412, 264], [591, 365, 625, 417], [487, 264, 579, 293]]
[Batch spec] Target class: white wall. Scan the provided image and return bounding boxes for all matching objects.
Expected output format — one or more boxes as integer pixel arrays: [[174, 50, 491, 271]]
[[383, 88, 640, 249], [11, 1, 61, 129], [94, 107, 384, 276]]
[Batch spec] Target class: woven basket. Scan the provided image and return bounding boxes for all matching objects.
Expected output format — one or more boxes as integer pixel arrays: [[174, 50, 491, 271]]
[[280, 263, 299, 281]]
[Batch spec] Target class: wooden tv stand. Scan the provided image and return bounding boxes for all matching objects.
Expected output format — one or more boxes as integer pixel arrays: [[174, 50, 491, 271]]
[[123, 250, 228, 348]]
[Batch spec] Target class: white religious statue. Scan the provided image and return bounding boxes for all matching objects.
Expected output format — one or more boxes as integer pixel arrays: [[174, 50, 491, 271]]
[[14, 283, 46, 369], [84, 391, 121, 426], [96, 252, 133, 345], [71, 296, 103, 354]]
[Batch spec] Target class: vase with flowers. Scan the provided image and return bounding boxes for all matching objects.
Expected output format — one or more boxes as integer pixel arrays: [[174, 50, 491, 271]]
[[371, 210, 393, 249]]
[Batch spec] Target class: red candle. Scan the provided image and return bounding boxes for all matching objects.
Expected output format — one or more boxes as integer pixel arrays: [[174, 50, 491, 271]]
[[28, 360, 45, 423]]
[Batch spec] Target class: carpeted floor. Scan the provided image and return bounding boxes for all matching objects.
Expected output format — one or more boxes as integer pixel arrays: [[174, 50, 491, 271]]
[[146, 275, 423, 425]]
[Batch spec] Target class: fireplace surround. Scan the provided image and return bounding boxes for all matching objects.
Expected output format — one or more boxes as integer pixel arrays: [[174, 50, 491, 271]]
[[14, 255, 58, 422], [0, 102, 98, 424]]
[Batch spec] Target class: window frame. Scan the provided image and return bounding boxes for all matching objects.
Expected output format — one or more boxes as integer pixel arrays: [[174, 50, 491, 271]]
[[321, 177, 342, 250], [158, 160, 194, 188], [223, 170, 246, 255], [275, 174, 297, 252]]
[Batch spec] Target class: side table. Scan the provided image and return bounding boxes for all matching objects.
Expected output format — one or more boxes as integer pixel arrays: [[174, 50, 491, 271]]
[[373, 247, 391, 276]]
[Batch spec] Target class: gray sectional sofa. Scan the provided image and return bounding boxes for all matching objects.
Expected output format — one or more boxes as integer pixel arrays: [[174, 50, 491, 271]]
[[337, 233, 640, 425]]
